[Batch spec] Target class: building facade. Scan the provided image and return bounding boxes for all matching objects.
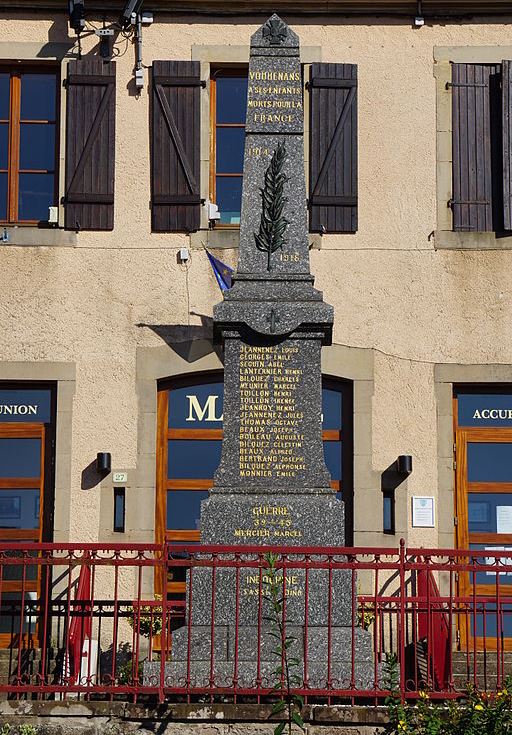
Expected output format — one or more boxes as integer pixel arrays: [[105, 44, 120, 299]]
[[1, 0, 512, 637]]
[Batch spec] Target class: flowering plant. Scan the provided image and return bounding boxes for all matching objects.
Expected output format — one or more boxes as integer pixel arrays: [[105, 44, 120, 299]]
[[125, 595, 163, 639], [383, 656, 512, 735]]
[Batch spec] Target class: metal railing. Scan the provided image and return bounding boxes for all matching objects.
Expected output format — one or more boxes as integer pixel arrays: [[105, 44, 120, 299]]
[[0, 540, 511, 703]]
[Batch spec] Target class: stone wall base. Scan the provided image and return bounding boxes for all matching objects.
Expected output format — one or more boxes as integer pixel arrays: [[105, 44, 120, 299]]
[[0, 702, 388, 735]]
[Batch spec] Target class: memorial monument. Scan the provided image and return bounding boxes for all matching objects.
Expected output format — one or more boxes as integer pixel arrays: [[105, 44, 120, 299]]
[[160, 15, 373, 689]]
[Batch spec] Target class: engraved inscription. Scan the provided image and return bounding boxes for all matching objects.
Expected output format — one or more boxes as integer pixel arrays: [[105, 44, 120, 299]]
[[233, 504, 303, 540], [238, 344, 306, 480], [247, 69, 302, 127]]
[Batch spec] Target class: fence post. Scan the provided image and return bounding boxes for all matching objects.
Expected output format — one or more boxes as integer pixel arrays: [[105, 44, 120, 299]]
[[399, 538, 406, 702], [159, 543, 169, 704]]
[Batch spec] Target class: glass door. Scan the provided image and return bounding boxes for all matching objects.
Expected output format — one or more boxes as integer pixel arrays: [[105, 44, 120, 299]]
[[0, 423, 45, 647], [455, 427, 512, 650]]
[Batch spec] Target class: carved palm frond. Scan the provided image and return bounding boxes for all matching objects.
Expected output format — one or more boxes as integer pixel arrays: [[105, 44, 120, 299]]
[[254, 142, 290, 271]]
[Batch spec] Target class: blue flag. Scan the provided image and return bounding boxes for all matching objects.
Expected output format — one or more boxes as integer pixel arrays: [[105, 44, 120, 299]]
[[206, 250, 234, 292]]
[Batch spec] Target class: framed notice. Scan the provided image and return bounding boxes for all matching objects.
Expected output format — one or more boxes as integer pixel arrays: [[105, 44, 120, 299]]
[[497, 506, 512, 535], [412, 496, 435, 528]]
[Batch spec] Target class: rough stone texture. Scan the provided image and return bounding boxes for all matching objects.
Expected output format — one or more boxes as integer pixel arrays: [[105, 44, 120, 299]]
[[0, 702, 387, 735]]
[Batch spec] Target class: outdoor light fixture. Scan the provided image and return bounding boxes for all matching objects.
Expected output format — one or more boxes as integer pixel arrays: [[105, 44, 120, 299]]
[[96, 452, 112, 474], [397, 455, 413, 475], [119, 0, 145, 28], [381, 455, 413, 534], [68, 0, 86, 34]]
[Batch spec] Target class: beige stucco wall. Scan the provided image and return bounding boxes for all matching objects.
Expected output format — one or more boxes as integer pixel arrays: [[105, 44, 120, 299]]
[[1, 11, 512, 552]]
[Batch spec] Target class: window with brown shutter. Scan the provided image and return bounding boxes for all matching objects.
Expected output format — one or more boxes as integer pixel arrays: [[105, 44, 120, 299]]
[[151, 61, 203, 233], [0, 67, 59, 225], [64, 58, 116, 232], [309, 63, 358, 234]]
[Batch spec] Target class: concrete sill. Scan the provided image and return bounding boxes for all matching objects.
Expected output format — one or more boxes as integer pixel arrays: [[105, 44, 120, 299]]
[[0, 227, 77, 248], [435, 230, 512, 250]]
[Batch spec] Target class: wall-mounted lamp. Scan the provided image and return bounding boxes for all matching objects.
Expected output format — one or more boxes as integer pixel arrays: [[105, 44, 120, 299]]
[[96, 452, 111, 474], [397, 455, 413, 475], [381, 455, 414, 534]]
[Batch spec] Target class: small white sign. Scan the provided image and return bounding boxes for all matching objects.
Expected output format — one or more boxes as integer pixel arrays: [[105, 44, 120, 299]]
[[412, 496, 435, 528], [497, 506, 512, 534], [112, 472, 128, 484]]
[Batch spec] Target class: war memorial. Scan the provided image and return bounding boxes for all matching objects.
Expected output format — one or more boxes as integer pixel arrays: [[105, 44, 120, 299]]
[[156, 15, 374, 689]]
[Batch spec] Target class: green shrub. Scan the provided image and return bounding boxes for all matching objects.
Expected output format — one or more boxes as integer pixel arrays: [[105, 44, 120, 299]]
[[383, 655, 512, 735]]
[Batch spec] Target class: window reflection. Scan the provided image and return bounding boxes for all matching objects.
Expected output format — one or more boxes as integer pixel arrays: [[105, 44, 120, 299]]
[[0, 438, 41, 478]]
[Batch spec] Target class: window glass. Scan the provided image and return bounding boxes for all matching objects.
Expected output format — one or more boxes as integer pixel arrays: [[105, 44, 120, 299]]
[[322, 388, 343, 430], [1, 547, 38, 582], [0, 74, 9, 120], [469, 544, 512, 585], [0, 389, 52, 423], [0, 589, 38, 635], [168, 439, 221, 480], [169, 382, 223, 429], [0, 489, 40, 529], [216, 76, 248, 124], [216, 177, 243, 225], [18, 173, 54, 221], [0, 124, 8, 169], [0, 438, 40, 478], [469, 493, 512, 534], [0, 70, 58, 223], [166, 490, 208, 530], [20, 124, 56, 171], [213, 72, 247, 226], [324, 441, 342, 481], [20, 74, 56, 122], [0, 173, 6, 220], [467, 442, 512, 483], [216, 128, 245, 173], [114, 489, 125, 532], [458, 394, 512, 428]]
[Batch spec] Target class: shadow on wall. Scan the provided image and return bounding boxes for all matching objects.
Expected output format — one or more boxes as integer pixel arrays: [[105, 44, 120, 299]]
[[137, 313, 224, 365], [81, 459, 110, 490]]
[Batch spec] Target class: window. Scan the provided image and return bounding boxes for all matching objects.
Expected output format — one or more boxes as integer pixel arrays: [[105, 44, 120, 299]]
[[0, 386, 55, 647], [210, 69, 248, 226], [454, 386, 512, 648], [0, 68, 59, 224], [154, 57, 358, 235]]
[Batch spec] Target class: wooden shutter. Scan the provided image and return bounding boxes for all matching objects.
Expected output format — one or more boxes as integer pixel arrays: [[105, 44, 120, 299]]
[[64, 58, 116, 231], [503, 60, 512, 230], [451, 63, 500, 232], [151, 61, 203, 233], [309, 63, 357, 233]]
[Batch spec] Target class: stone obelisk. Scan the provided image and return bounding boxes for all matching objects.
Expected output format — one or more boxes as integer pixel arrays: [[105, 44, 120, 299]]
[[163, 16, 373, 689]]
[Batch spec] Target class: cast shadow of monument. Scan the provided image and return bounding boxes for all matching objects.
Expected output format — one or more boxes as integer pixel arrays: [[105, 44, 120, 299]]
[[136, 313, 224, 365]]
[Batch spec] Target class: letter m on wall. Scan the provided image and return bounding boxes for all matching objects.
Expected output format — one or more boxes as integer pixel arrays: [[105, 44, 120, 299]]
[[309, 63, 358, 233], [151, 61, 203, 232]]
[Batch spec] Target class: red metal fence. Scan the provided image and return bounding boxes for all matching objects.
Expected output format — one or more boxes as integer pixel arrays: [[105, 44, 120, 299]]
[[0, 540, 511, 703]]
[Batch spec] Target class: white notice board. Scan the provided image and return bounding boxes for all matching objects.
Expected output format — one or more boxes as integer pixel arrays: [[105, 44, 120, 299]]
[[412, 496, 435, 528]]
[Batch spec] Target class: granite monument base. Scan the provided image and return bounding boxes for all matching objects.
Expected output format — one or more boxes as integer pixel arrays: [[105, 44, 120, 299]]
[[144, 625, 375, 690]]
